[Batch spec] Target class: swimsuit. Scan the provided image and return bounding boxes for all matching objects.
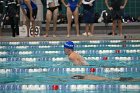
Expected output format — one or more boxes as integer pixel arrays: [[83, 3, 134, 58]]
[[20, 0, 37, 11], [71, 75, 85, 79], [83, 0, 95, 23], [47, 6, 58, 13], [20, 0, 37, 19], [46, 0, 59, 13], [68, 0, 78, 12]]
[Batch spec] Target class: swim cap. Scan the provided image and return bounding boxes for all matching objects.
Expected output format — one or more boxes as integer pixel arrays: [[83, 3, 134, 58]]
[[64, 41, 74, 49]]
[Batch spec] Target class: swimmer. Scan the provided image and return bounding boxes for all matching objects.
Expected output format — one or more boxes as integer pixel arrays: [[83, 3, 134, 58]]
[[71, 74, 140, 81], [61, 0, 82, 37], [45, 0, 59, 37], [19, 0, 38, 37], [64, 41, 89, 66]]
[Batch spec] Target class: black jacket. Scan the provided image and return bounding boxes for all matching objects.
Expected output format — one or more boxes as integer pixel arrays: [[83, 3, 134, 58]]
[[5, 0, 20, 17]]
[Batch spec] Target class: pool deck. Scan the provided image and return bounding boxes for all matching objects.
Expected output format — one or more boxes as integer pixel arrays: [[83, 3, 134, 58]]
[[0, 22, 140, 42], [0, 34, 140, 42]]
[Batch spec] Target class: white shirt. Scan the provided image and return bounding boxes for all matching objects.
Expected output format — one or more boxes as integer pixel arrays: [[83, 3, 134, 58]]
[[46, 0, 59, 8], [82, 0, 95, 5]]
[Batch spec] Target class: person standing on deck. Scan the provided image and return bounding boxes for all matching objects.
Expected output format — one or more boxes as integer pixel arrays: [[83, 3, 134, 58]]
[[105, 0, 128, 36], [44, 0, 59, 37], [19, 0, 38, 37], [61, 0, 82, 37], [82, 0, 95, 36], [5, 0, 20, 37]]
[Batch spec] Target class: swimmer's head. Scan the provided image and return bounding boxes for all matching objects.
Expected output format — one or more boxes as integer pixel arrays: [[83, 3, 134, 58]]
[[64, 41, 74, 50]]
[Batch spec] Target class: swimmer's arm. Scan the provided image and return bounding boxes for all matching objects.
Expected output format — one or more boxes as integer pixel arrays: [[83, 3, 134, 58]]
[[78, 0, 82, 7], [105, 0, 110, 9], [81, 60, 89, 66], [82, 0, 95, 4], [123, 0, 128, 7], [24, 0, 33, 19], [61, 0, 67, 7]]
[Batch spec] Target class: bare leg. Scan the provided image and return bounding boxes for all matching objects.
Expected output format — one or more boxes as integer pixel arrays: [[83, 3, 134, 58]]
[[89, 24, 94, 35], [53, 8, 58, 37], [112, 20, 116, 36], [66, 7, 72, 37], [118, 19, 123, 36], [31, 19, 36, 37], [85, 24, 89, 36], [73, 8, 80, 36], [45, 10, 52, 37], [25, 19, 30, 37], [84, 75, 110, 80]]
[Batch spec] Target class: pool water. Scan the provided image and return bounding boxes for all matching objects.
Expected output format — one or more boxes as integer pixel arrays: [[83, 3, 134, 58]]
[[0, 40, 140, 93]]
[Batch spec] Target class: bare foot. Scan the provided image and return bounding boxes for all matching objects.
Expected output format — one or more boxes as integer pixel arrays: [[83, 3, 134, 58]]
[[33, 34, 35, 37], [77, 34, 80, 36], [67, 34, 70, 37], [82, 32, 88, 36], [120, 34, 123, 36], [53, 35, 56, 37], [44, 34, 48, 37], [88, 32, 93, 36]]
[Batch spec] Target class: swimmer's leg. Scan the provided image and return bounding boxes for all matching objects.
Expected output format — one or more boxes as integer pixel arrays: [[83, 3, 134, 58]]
[[45, 9, 53, 37], [66, 7, 72, 37], [73, 7, 80, 36], [53, 8, 58, 37]]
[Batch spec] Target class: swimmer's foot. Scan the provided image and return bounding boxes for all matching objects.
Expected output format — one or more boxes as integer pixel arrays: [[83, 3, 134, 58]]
[[32, 34, 35, 37], [111, 32, 115, 36], [88, 32, 93, 36], [53, 35, 56, 37], [77, 34, 80, 36], [119, 34, 123, 36], [44, 34, 49, 37], [67, 34, 70, 37]]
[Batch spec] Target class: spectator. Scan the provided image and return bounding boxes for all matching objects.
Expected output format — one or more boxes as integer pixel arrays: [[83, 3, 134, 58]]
[[44, 0, 59, 37], [105, 0, 128, 36], [82, 0, 95, 36], [61, 0, 82, 37], [5, 0, 20, 37], [19, 0, 38, 37]]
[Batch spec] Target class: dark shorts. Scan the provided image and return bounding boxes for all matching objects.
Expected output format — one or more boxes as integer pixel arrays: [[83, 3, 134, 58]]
[[111, 9, 123, 20], [83, 2, 95, 23], [26, 8, 37, 19], [83, 9, 95, 23], [47, 6, 58, 13], [0, 6, 3, 14]]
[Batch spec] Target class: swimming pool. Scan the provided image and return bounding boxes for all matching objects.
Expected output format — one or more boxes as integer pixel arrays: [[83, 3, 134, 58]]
[[0, 40, 140, 93]]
